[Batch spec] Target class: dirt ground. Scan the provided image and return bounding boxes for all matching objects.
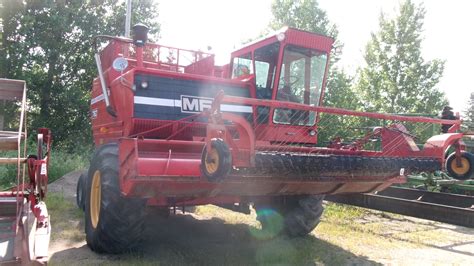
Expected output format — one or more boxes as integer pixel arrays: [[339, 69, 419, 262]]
[[47, 171, 474, 265]]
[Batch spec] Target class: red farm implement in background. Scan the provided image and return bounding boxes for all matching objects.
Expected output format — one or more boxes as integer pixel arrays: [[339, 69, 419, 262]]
[[0, 79, 52, 264], [76, 25, 474, 254]]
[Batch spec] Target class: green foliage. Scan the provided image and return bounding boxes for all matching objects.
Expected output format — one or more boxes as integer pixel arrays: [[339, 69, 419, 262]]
[[269, 0, 359, 144], [104, 0, 161, 41], [0, 142, 89, 189], [323, 202, 370, 222], [0, 150, 16, 190], [270, 0, 337, 38], [356, 0, 447, 114], [318, 68, 363, 143], [268, 0, 355, 100], [46, 193, 78, 216], [324, 68, 360, 110], [0, 0, 23, 78], [464, 92, 474, 131], [46, 192, 84, 242], [0, 0, 160, 148], [269, 0, 341, 63], [47, 147, 90, 183]]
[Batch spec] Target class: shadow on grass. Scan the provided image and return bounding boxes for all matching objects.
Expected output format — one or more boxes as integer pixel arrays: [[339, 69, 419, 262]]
[[50, 212, 381, 265], [335, 210, 474, 257]]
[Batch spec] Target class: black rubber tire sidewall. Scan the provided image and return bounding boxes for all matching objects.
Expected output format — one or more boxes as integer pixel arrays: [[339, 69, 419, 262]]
[[446, 152, 474, 180], [255, 195, 325, 238], [200, 138, 232, 182], [84, 143, 146, 254], [76, 171, 86, 211], [283, 195, 325, 237]]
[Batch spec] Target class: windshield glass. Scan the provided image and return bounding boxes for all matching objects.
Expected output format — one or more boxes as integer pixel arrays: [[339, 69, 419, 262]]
[[231, 53, 253, 79], [274, 45, 328, 126]]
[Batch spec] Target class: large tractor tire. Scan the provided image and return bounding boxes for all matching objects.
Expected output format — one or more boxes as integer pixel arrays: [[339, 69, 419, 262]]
[[85, 143, 146, 253], [76, 171, 86, 211], [255, 195, 324, 238]]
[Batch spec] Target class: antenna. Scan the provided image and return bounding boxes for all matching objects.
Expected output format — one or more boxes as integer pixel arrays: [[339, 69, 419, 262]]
[[125, 0, 132, 37]]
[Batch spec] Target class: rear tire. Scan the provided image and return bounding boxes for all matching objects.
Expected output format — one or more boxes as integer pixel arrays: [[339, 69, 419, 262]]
[[255, 195, 324, 238], [85, 143, 146, 253], [76, 171, 86, 211]]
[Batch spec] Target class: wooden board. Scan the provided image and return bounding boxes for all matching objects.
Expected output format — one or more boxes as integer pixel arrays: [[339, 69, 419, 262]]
[[0, 78, 25, 101], [0, 131, 24, 151]]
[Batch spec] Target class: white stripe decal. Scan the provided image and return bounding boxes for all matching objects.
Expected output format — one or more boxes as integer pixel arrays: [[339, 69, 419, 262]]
[[134, 96, 253, 113], [221, 104, 253, 113], [91, 94, 105, 105], [134, 96, 179, 107]]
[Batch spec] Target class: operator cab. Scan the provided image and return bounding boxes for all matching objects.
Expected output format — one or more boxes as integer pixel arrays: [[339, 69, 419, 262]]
[[230, 27, 333, 127]]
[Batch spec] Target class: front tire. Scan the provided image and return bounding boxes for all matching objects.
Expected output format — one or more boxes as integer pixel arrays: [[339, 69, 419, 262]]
[[200, 138, 232, 182], [85, 143, 146, 253], [446, 152, 474, 180], [255, 195, 325, 238]]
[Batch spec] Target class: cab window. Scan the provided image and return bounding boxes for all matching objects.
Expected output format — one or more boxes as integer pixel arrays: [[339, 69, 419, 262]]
[[254, 43, 280, 123], [232, 53, 253, 79], [254, 42, 280, 99], [274, 45, 328, 126]]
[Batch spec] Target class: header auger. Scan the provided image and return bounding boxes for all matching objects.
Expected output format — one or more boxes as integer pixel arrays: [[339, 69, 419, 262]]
[[77, 25, 473, 253]]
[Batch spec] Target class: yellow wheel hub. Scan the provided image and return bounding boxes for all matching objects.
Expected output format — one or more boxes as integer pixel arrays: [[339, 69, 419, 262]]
[[451, 157, 470, 175], [90, 170, 101, 229], [205, 148, 219, 174]]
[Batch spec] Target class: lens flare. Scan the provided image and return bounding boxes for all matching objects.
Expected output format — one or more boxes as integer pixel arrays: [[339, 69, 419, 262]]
[[250, 208, 284, 240]]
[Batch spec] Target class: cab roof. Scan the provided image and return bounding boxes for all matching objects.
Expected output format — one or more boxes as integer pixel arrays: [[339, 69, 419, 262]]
[[231, 27, 335, 58]]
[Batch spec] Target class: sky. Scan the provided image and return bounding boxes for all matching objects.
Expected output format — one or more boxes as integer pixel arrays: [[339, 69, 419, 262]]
[[157, 0, 474, 114]]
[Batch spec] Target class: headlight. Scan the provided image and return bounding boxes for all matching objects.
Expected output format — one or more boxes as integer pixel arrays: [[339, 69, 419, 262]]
[[309, 129, 317, 136], [141, 81, 148, 89]]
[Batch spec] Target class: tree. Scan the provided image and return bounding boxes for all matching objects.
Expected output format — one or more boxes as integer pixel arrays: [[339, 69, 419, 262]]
[[269, 0, 361, 144], [1, 0, 160, 148], [465, 92, 474, 131], [270, 0, 337, 38], [270, 0, 340, 62], [0, 0, 24, 78], [356, 0, 447, 115], [323, 69, 359, 110], [269, 0, 359, 108]]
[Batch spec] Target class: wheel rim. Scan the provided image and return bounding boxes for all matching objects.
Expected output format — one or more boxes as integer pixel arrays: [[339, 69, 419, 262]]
[[90, 170, 101, 229], [450, 157, 470, 175], [205, 148, 219, 174]]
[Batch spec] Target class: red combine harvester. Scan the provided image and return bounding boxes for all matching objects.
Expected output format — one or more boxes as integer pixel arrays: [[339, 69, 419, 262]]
[[0, 79, 52, 264], [78, 25, 474, 253]]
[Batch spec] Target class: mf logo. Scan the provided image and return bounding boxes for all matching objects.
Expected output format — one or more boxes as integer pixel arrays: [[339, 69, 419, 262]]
[[181, 95, 213, 113]]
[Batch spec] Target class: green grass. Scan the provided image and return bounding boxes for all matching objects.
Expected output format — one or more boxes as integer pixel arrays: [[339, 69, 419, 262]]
[[192, 203, 380, 265], [194, 202, 415, 261], [0, 146, 89, 189], [46, 192, 84, 241], [323, 201, 371, 223], [49, 202, 381, 265], [47, 148, 89, 183], [0, 150, 17, 189], [45, 198, 469, 265]]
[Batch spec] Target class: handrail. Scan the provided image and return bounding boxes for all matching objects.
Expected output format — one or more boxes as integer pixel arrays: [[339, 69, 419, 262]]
[[217, 94, 461, 127], [94, 35, 214, 72]]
